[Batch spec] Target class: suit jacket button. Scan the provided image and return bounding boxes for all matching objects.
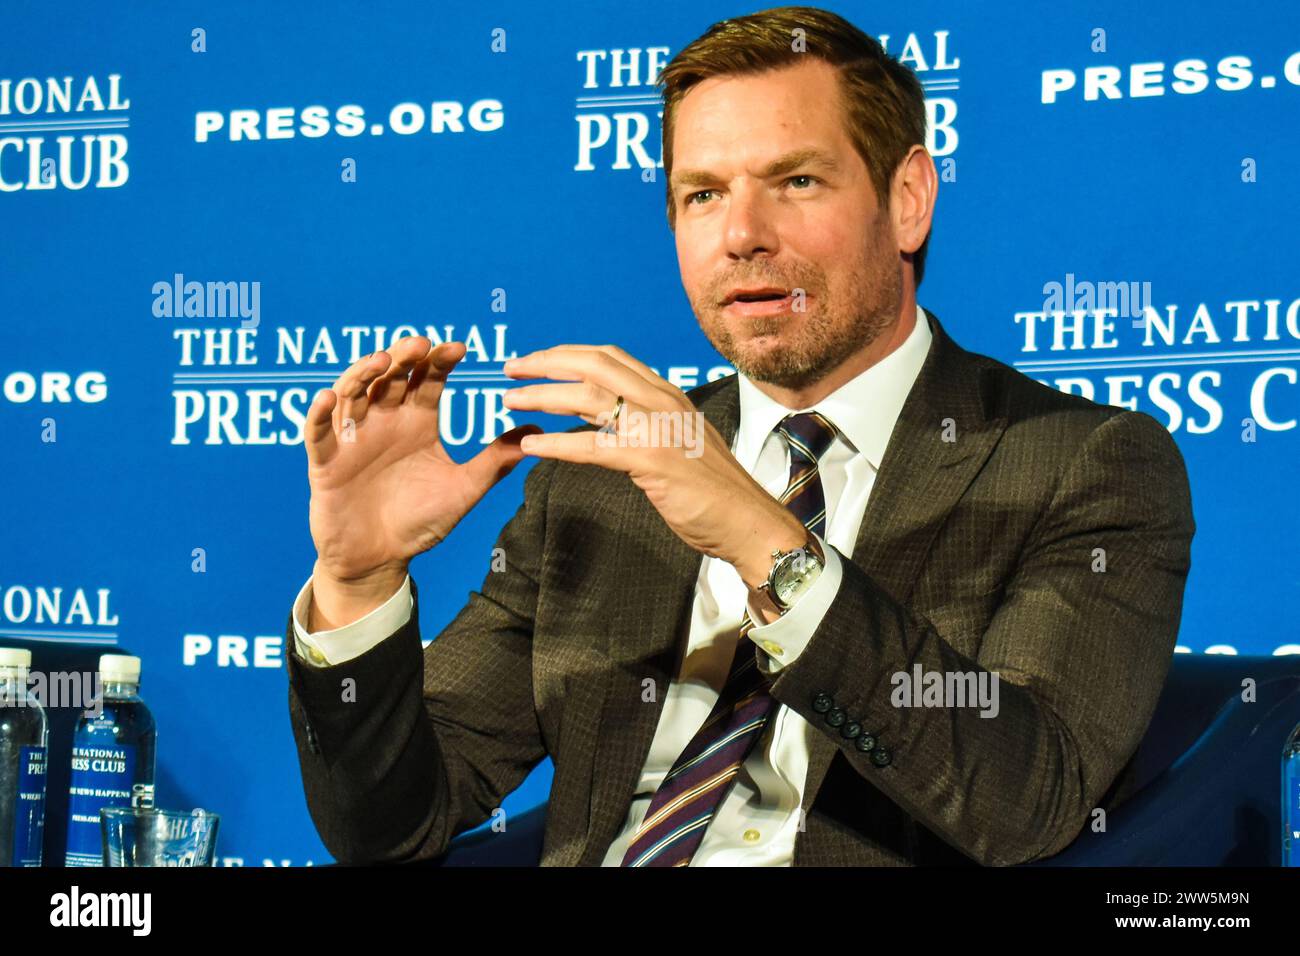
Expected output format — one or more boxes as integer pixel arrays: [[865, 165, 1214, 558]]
[[305, 723, 320, 755], [825, 707, 846, 728], [840, 721, 862, 739], [812, 693, 833, 714], [871, 747, 892, 767], [855, 732, 877, 753]]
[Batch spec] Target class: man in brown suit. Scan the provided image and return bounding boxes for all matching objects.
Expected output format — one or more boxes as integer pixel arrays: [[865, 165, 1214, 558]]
[[286, 8, 1195, 866]]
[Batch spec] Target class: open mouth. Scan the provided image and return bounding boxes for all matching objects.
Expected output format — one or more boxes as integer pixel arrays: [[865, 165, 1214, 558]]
[[722, 289, 803, 316]]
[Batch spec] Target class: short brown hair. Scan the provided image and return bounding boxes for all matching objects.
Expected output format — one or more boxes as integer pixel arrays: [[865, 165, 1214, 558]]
[[658, 5, 931, 287]]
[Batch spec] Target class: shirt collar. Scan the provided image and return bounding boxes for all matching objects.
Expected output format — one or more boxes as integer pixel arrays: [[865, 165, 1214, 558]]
[[734, 303, 933, 471]]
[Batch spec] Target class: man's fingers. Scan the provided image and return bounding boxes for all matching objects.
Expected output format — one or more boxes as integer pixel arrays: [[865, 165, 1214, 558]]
[[335, 350, 391, 429], [544, 344, 665, 391], [504, 349, 658, 407], [459, 424, 542, 500], [370, 336, 433, 408], [503, 381, 619, 423], [305, 388, 339, 467], [408, 341, 468, 408]]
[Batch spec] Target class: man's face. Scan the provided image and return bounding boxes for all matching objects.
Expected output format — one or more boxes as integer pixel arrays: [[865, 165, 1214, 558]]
[[670, 58, 902, 391]]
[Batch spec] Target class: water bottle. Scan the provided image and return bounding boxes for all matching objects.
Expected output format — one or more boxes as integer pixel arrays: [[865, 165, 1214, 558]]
[[1285, 721, 1300, 867], [0, 648, 48, 867], [64, 654, 156, 867]]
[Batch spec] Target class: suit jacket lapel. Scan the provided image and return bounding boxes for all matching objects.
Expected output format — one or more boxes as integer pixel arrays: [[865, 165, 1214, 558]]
[[578, 374, 739, 863], [795, 308, 1008, 826], [580, 308, 1008, 864]]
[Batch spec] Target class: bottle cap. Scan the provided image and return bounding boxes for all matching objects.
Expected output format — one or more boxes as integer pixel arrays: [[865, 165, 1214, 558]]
[[0, 648, 32, 670], [99, 654, 141, 683]]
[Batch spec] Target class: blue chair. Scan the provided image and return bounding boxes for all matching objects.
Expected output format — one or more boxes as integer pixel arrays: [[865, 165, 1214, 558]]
[[1028, 653, 1299, 866], [432, 654, 1300, 866]]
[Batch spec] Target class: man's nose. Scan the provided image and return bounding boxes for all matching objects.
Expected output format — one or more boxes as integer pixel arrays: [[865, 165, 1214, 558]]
[[723, 185, 779, 259]]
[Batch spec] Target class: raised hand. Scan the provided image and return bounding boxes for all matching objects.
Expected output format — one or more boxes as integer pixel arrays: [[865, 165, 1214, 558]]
[[304, 336, 539, 629]]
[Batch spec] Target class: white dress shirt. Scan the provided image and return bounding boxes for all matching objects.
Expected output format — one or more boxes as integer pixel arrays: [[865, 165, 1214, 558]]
[[291, 305, 933, 866]]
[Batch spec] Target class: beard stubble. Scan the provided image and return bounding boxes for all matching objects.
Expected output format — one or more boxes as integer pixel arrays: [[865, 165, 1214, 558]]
[[692, 217, 903, 391]]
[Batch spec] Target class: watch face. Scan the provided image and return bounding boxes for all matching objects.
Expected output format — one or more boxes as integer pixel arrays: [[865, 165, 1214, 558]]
[[773, 549, 822, 606]]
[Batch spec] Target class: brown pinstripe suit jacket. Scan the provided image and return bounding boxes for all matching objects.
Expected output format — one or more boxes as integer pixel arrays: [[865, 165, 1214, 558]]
[[286, 308, 1195, 866]]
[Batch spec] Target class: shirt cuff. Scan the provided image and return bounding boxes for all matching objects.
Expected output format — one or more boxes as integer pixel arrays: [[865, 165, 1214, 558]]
[[291, 573, 413, 667], [744, 535, 843, 675]]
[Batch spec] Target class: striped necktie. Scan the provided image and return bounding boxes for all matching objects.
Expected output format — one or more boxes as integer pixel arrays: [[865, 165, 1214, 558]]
[[619, 410, 840, 867]]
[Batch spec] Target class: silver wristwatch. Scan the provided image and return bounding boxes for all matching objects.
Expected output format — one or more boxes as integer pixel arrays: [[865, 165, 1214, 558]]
[[756, 535, 825, 613]]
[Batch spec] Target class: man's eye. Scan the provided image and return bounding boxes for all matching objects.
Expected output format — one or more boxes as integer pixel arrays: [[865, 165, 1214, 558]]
[[686, 190, 715, 206], [786, 175, 818, 189]]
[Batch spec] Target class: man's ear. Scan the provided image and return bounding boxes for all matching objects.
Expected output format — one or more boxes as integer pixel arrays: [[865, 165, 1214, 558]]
[[892, 146, 938, 257]]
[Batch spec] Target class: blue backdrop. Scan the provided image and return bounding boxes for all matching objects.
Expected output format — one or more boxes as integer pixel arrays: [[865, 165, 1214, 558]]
[[1, 0, 1296, 865]]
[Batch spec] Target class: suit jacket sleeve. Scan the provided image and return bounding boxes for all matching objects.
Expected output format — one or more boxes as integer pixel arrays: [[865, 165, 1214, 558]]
[[765, 409, 1196, 866], [286, 457, 555, 864]]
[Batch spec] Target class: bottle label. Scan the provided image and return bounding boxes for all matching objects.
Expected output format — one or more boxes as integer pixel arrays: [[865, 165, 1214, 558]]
[[1288, 771, 1300, 867], [11, 745, 46, 867], [65, 739, 136, 867]]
